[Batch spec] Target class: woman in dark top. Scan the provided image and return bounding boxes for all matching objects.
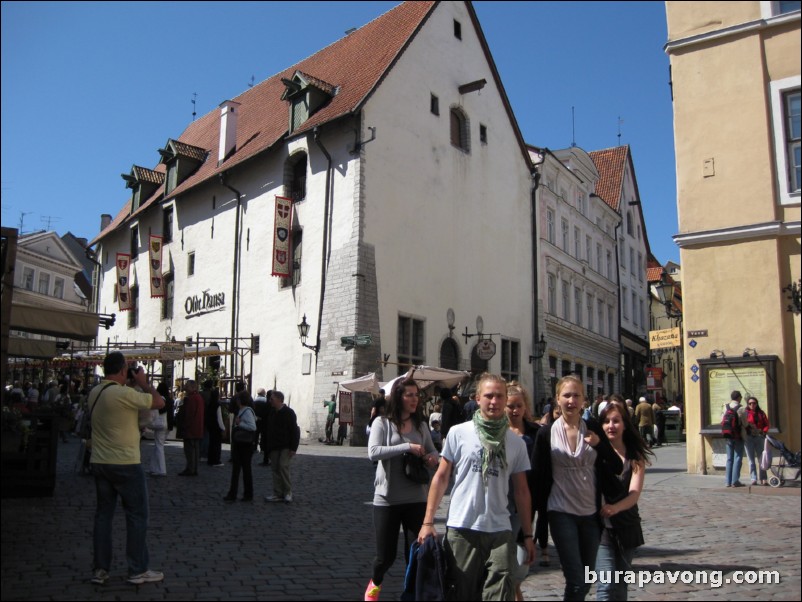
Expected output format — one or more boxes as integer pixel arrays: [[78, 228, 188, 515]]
[[595, 397, 653, 601]]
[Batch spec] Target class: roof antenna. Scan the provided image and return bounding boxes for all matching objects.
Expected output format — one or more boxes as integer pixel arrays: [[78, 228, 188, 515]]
[[248, 75, 255, 88], [571, 106, 576, 147], [40, 215, 61, 231], [617, 116, 624, 145], [192, 92, 197, 121]]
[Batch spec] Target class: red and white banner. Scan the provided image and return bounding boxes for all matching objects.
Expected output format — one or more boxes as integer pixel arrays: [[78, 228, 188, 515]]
[[272, 195, 293, 277], [116, 253, 133, 312], [149, 235, 164, 298]]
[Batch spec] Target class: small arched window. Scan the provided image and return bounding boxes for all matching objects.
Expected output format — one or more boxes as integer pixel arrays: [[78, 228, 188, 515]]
[[284, 152, 307, 202], [626, 211, 634, 236], [450, 107, 470, 152]]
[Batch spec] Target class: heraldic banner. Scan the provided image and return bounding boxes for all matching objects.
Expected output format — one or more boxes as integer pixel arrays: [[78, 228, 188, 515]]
[[272, 195, 294, 277], [149, 234, 164, 298], [116, 252, 132, 312]]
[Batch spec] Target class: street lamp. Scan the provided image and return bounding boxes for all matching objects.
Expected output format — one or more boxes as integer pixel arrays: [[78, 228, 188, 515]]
[[529, 334, 547, 364], [297, 314, 319, 354], [655, 273, 682, 320]]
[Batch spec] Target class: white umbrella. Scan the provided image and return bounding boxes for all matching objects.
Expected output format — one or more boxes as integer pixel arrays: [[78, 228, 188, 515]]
[[381, 365, 471, 394], [340, 372, 380, 395]]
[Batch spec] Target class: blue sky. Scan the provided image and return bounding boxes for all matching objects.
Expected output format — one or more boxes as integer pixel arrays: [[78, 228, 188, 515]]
[[1, 1, 678, 263]]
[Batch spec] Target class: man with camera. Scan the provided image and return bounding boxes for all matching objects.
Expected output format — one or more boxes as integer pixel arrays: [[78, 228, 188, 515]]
[[89, 351, 165, 586]]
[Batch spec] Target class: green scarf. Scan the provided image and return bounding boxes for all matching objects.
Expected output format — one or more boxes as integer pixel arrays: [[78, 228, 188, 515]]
[[472, 411, 508, 486]]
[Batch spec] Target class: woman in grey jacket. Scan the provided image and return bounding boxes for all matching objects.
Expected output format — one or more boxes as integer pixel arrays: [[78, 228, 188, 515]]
[[364, 378, 439, 602]]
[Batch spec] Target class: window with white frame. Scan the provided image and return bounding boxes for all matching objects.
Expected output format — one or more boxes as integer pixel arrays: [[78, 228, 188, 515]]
[[620, 239, 626, 270], [38, 272, 50, 295], [562, 280, 570, 320], [574, 287, 582, 326], [632, 291, 639, 327], [630, 247, 636, 276], [638, 252, 644, 281], [53, 277, 65, 299], [606, 250, 612, 279], [547, 209, 555, 244], [548, 274, 556, 314], [586, 235, 592, 264], [586, 293, 594, 331], [608, 304, 614, 338], [128, 286, 139, 329], [501, 338, 520, 382], [597, 300, 604, 337], [22, 266, 34, 291], [574, 227, 581, 258], [578, 193, 587, 216], [596, 243, 602, 273], [770, 77, 800, 205], [398, 315, 425, 369], [623, 286, 629, 319], [562, 219, 569, 252], [640, 299, 646, 331]]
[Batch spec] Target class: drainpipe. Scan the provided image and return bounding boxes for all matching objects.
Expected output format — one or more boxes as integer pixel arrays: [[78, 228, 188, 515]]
[[530, 151, 546, 403], [312, 127, 333, 357], [613, 220, 623, 394], [220, 172, 242, 379]]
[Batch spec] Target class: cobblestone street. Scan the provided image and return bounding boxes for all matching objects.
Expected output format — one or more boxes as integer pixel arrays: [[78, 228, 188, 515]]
[[1, 437, 799, 600]]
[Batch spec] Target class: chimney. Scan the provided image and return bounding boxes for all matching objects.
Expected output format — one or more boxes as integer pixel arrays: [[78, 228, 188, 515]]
[[100, 214, 112, 232], [218, 100, 241, 165]]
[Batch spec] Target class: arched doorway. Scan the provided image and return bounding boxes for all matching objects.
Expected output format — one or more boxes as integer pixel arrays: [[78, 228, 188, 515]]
[[439, 338, 460, 370]]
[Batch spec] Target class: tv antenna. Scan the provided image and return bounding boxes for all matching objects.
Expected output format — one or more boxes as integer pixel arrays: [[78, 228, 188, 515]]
[[18, 211, 32, 234], [191, 92, 197, 121], [40, 215, 62, 231], [617, 116, 624, 145], [248, 75, 255, 88]]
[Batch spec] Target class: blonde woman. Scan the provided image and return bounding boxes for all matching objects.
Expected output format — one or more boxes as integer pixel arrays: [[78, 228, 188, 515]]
[[532, 376, 622, 601]]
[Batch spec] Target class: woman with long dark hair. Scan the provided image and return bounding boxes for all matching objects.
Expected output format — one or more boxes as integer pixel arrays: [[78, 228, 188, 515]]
[[744, 396, 770, 486], [595, 397, 654, 600], [364, 378, 438, 602]]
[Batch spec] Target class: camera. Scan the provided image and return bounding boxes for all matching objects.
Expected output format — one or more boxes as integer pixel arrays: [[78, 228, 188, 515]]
[[127, 366, 138, 381]]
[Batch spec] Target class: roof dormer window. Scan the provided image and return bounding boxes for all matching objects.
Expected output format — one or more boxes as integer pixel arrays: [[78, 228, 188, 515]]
[[281, 71, 336, 134], [122, 166, 165, 214], [158, 139, 207, 196]]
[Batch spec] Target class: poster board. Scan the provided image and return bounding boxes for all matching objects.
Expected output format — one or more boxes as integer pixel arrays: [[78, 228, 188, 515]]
[[698, 355, 778, 433]]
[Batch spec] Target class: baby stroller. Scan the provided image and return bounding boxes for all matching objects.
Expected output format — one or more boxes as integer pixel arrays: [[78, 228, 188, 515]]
[[764, 434, 801, 488]]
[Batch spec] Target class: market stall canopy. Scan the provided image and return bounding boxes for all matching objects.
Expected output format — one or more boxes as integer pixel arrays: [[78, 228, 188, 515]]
[[380, 365, 471, 394], [51, 344, 233, 364], [7, 337, 57, 359], [340, 372, 380, 394], [9, 302, 99, 342]]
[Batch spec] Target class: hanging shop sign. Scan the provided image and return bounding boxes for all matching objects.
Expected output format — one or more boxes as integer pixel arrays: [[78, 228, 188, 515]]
[[649, 327, 681, 350], [185, 290, 226, 318], [160, 342, 185, 360], [476, 339, 496, 361]]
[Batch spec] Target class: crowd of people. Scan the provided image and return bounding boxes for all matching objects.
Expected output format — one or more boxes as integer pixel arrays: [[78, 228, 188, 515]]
[[7, 361, 744, 601]]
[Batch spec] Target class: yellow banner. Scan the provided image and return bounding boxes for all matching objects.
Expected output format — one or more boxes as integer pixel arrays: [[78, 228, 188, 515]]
[[649, 327, 680, 349]]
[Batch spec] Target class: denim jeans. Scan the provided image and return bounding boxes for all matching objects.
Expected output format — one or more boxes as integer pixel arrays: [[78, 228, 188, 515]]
[[548, 511, 601, 601], [595, 542, 635, 601], [92, 463, 150, 575], [744, 435, 766, 483], [725, 439, 745, 486]]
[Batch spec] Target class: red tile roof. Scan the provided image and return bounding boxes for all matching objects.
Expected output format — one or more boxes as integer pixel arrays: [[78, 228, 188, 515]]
[[589, 145, 629, 212], [131, 166, 164, 185], [646, 266, 664, 283], [92, 1, 437, 246]]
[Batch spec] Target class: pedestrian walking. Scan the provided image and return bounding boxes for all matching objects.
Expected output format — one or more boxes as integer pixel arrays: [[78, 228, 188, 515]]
[[224, 394, 257, 502], [364, 378, 439, 601], [418, 373, 534, 601], [263, 391, 300, 503], [532, 375, 622, 601], [88, 352, 165, 586], [179, 381, 204, 476], [595, 397, 654, 601]]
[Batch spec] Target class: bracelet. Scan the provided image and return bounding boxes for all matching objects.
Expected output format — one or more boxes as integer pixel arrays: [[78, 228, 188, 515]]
[[422, 522, 434, 527], [522, 534, 533, 539]]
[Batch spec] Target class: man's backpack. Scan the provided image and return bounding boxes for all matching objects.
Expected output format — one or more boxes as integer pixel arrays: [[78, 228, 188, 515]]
[[721, 406, 740, 439]]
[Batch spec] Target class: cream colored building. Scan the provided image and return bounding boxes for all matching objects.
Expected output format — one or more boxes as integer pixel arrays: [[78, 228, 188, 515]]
[[665, 1, 800, 474]]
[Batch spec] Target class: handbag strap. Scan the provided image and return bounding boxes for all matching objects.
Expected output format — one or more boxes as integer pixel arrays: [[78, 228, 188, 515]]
[[87, 382, 117, 422]]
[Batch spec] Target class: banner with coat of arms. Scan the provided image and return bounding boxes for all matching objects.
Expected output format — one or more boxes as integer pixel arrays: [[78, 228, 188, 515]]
[[149, 234, 164, 298], [116, 253, 132, 312], [272, 195, 294, 277]]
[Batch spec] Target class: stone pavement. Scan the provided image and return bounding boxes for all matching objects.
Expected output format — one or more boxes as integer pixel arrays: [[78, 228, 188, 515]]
[[1, 436, 799, 601]]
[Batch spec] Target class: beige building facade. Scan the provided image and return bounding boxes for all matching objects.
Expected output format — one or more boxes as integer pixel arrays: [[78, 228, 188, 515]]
[[665, 2, 801, 474]]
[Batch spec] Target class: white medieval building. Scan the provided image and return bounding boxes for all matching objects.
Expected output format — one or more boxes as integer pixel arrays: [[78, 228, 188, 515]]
[[90, 1, 538, 440]]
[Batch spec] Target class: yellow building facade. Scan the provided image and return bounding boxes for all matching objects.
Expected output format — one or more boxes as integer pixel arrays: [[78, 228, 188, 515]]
[[665, 2, 800, 474]]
